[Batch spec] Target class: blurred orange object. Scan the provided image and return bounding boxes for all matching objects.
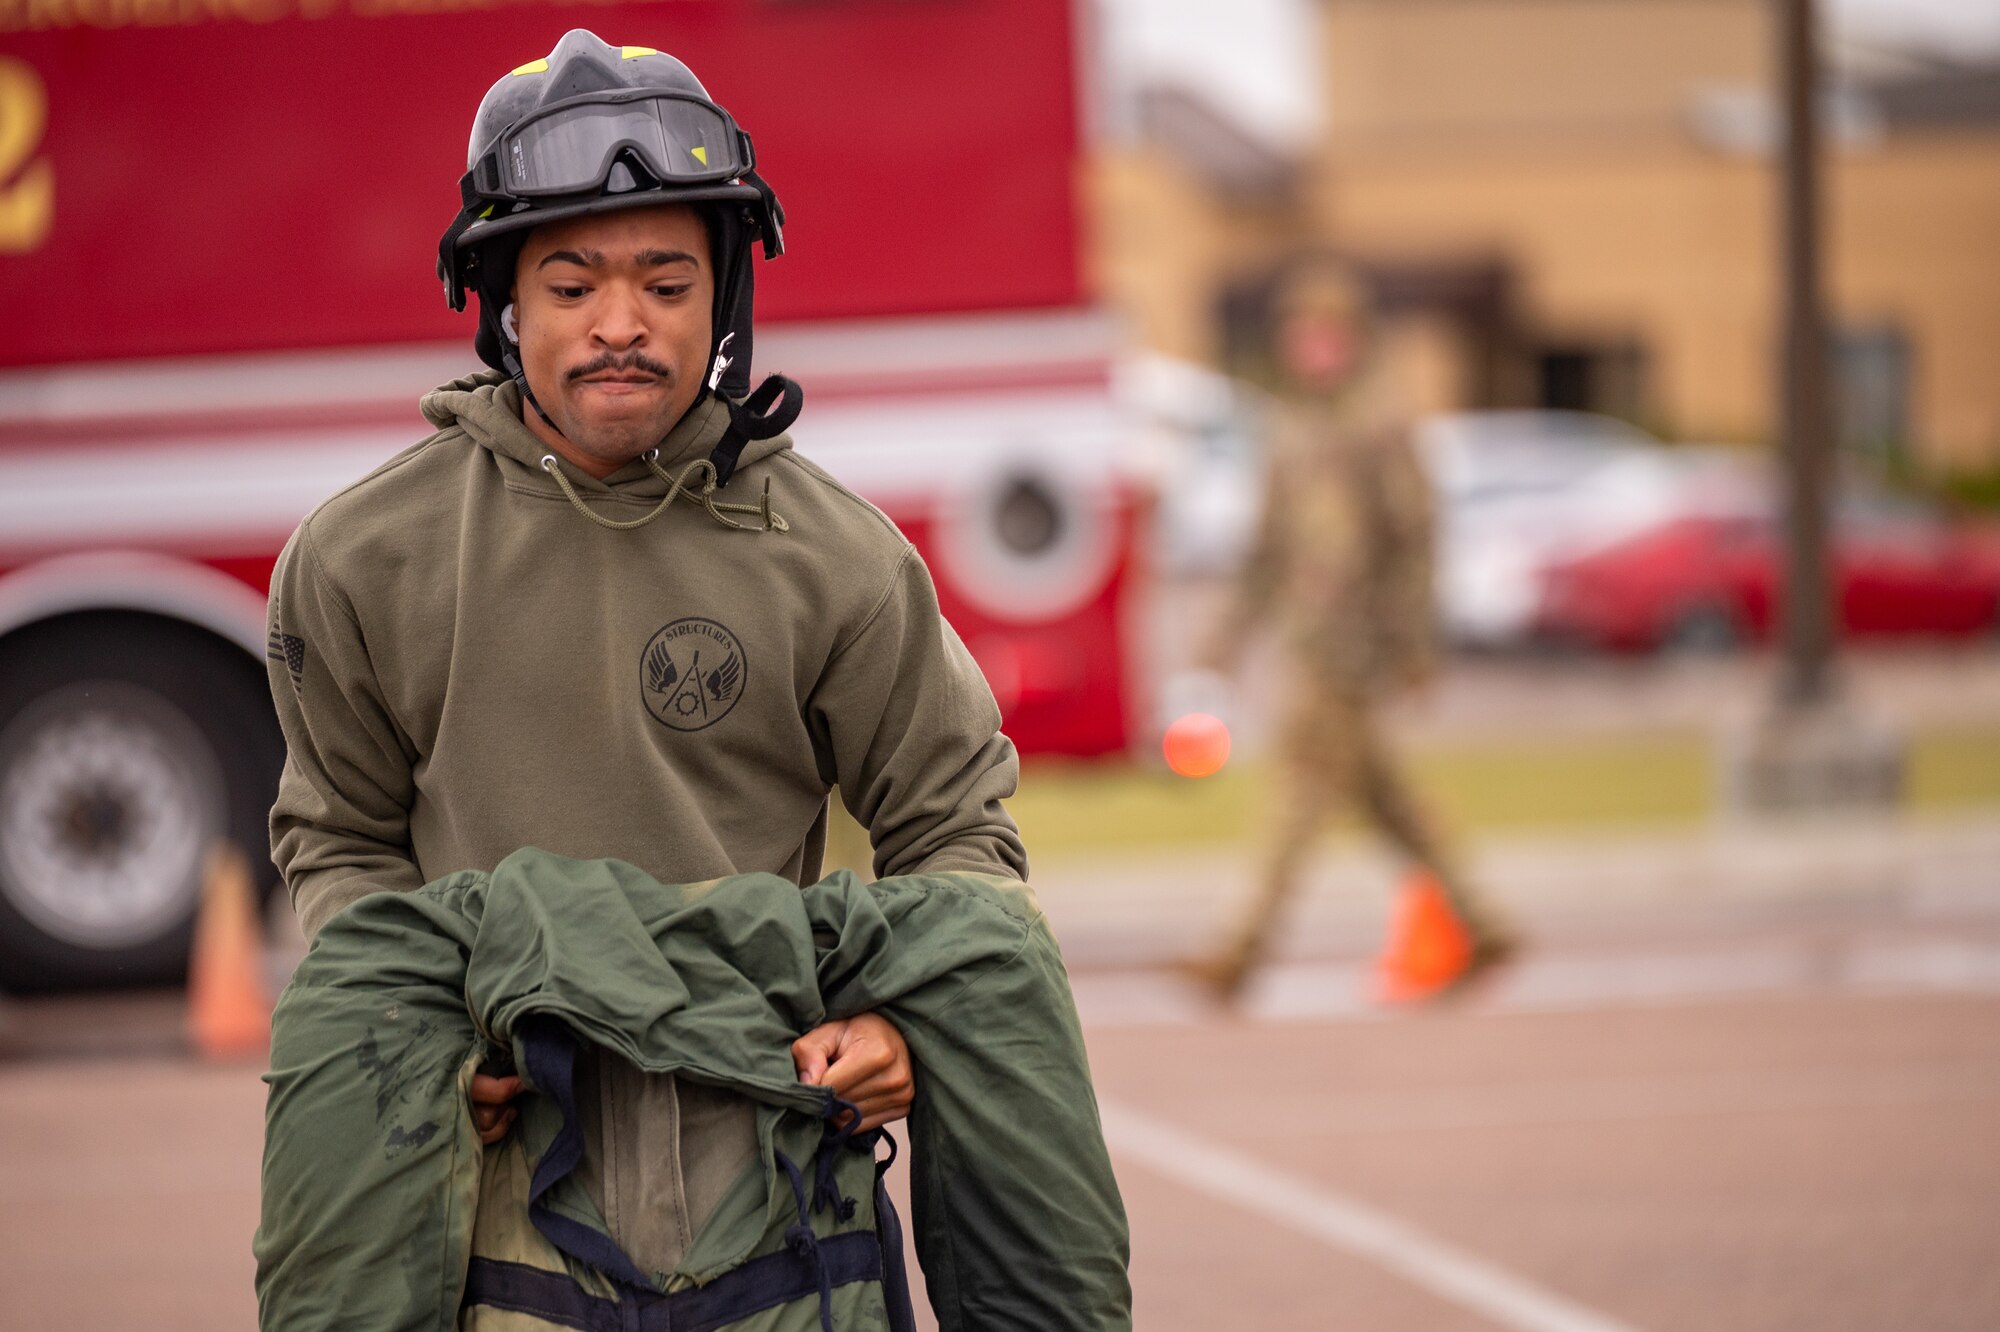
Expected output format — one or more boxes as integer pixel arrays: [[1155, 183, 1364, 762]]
[[1376, 871, 1476, 1003], [186, 842, 271, 1061], [1163, 712, 1231, 778]]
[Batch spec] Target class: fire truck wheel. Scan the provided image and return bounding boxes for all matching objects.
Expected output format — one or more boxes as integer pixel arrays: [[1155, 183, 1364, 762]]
[[0, 613, 283, 993]]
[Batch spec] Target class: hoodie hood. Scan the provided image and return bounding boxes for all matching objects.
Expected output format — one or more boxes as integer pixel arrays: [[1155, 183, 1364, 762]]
[[419, 369, 795, 493]]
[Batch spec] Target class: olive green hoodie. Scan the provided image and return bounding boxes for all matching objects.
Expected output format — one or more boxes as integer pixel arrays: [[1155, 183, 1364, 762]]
[[265, 369, 1028, 1278]]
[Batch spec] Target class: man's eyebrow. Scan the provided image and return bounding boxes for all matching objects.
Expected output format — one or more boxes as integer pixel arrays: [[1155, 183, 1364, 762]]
[[534, 247, 699, 271], [536, 247, 605, 271]]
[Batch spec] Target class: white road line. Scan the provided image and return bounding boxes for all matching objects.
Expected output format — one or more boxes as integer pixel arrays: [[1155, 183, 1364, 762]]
[[1098, 1098, 1643, 1332]]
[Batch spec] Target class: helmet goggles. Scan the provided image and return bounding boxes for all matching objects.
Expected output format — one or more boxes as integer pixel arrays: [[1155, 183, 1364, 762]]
[[468, 90, 756, 201]]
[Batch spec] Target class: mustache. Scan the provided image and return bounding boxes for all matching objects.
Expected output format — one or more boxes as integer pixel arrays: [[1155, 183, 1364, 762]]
[[567, 352, 674, 382]]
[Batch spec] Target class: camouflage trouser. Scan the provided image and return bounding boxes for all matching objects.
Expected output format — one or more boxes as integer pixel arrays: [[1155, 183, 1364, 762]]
[[1220, 687, 1493, 978]]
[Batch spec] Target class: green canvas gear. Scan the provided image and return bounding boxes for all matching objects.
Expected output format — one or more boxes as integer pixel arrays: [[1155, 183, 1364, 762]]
[[255, 850, 1132, 1332]]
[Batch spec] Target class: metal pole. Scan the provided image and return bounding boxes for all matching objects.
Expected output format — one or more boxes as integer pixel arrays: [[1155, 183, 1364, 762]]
[[1776, 0, 1835, 707]]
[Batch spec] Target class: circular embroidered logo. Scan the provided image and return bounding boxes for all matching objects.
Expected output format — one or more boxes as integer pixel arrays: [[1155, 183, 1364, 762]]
[[639, 618, 747, 732]]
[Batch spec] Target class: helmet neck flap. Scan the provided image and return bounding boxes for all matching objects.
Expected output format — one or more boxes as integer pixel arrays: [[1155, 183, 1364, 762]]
[[438, 30, 800, 485]]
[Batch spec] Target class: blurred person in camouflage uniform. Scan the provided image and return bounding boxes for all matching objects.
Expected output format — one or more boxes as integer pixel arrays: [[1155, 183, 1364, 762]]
[[1189, 258, 1515, 999]]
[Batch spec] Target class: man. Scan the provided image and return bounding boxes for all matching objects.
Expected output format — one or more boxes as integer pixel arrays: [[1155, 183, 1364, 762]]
[[1188, 257, 1516, 999], [266, 30, 1029, 1287]]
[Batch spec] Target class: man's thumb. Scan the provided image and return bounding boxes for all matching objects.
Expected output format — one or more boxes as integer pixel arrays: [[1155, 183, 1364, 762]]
[[791, 1032, 831, 1084]]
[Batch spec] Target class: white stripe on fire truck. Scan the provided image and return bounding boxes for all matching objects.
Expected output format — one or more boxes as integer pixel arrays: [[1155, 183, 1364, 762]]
[[0, 310, 1120, 431], [0, 385, 1129, 554]]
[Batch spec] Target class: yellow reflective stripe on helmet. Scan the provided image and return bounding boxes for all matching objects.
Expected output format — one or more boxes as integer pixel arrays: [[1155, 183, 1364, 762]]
[[690, 146, 707, 165], [509, 59, 549, 76], [477, 204, 496, 219], [620, 46, 659, 59]]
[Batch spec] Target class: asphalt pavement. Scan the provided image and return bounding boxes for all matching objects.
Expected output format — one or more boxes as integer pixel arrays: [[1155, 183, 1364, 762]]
[[5, 648, 1998, 1328], [4, 818, 1998, 1330]]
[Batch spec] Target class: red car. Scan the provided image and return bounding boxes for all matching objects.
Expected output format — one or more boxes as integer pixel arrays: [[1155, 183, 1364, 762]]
[[1536, 497, 2000, 652]]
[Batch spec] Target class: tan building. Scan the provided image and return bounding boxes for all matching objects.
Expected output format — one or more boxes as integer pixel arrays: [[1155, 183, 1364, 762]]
[[1087, 0, 2000, 469]]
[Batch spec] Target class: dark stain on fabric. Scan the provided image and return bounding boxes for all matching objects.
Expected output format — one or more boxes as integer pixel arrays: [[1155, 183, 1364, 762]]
[[385, 1121, 441, 1153], [356, 1017, 453, 1128]]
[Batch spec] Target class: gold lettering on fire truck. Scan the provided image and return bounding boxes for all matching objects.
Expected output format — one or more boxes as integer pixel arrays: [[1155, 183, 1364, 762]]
[[1, 0, 691, 33], [0, 58, 52, 254]]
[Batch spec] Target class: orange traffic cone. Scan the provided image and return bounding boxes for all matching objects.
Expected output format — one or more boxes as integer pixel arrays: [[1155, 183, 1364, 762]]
[[186, 842, 271, 1060], [1375, 870, 1476, 1004]]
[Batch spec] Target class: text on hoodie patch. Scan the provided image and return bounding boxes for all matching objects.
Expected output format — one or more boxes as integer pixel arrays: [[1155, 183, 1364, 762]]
[[640, 618, 746, 732]]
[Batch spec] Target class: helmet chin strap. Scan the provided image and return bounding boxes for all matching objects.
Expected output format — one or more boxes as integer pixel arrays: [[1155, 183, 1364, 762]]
[[496, 302, 570, 440], [706, 371, 803, 487], [707, 332, 736, 393]]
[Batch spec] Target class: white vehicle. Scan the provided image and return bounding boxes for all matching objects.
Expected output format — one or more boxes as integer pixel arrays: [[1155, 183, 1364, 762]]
[[1117, 355, 1269, 576], [1416, 411, 1760, 647]]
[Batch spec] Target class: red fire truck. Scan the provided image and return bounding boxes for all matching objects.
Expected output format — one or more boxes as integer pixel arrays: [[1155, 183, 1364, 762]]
[[0, 1, 1150, 988]]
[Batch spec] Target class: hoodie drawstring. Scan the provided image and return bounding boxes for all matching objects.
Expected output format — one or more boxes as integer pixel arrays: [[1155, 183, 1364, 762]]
[[539, 452, 790, 534]]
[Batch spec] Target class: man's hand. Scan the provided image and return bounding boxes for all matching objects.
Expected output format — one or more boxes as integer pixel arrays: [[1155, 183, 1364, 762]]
[[790, 1012, 914, 1132], [468, 1073, 523, 1145]]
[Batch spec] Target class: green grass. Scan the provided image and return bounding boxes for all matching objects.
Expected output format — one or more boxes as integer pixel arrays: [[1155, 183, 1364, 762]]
[[1909, 727, 2000, 810], [1406, 732, 1712, 833], [1003, 727, 2000, 858]]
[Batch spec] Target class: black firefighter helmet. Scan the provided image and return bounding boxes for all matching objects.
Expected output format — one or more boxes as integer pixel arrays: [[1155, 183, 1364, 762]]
[[436, 30, 797, 478]]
